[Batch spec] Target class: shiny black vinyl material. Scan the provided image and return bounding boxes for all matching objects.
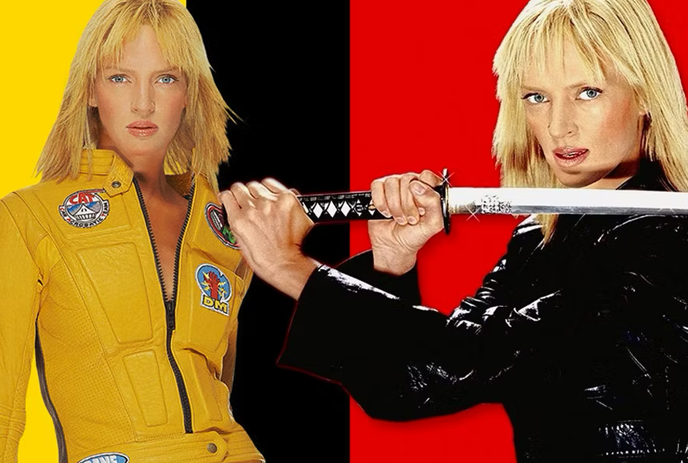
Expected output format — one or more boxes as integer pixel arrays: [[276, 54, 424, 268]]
[[280, 162, 688, 462]]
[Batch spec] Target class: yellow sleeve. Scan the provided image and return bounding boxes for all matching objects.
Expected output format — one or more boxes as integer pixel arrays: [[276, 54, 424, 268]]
[[0, 197, 42, 463]]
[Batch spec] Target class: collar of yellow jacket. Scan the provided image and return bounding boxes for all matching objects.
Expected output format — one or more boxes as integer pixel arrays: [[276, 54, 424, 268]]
[[78, 149, 193, 197]]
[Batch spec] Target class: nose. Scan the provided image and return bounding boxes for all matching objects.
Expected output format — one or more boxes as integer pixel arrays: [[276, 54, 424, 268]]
[[547, 99, 577, 140], [131, 81, 155, 116]]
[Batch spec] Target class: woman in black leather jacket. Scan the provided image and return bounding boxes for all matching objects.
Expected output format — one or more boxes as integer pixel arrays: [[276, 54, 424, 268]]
[[219, 0, 688, 461]]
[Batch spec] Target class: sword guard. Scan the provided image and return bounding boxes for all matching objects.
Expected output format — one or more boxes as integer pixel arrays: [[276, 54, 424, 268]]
[[436, 168, 451, 235]]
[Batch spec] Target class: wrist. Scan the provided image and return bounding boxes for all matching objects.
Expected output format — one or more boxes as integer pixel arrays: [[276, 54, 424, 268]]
[[260, 254, 319, 300], [372, 248, 417, 276]]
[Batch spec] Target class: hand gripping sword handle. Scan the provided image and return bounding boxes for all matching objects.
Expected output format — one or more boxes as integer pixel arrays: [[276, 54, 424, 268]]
[[297, 169, 451, 234]]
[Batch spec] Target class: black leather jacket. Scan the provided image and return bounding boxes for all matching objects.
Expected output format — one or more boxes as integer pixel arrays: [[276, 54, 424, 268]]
[[280, 162, 688, 462]]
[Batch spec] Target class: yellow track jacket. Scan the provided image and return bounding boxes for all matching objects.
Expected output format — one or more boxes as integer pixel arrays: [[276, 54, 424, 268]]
[[0, 150, 262, 463]]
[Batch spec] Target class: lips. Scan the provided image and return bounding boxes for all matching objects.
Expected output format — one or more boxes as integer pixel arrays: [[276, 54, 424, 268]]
[[127, 121, 158, 138], [553, 146, 589, 167]]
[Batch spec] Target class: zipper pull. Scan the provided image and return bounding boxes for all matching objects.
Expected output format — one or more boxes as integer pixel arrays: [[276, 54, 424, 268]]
[[165, 299, 176, 330]]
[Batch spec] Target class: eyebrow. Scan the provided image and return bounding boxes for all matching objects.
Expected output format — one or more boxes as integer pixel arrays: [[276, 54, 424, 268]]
[[101, 66, 180, 75], [521, 81, 601, 92]]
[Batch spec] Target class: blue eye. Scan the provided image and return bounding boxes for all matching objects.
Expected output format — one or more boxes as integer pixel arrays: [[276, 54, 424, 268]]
[[158, 75, 177, 84], [523, 93, 548, 104], [579, 88, 602, 100], [109, 75, 127, 84]]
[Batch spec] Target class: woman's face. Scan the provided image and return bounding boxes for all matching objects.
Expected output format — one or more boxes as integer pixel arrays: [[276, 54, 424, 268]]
[[91, 25, 187, 165], [521, 41, 645, 189]]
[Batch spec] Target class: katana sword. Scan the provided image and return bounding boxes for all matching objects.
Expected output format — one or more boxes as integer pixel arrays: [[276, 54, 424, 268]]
[[296, 169, 687, 235]]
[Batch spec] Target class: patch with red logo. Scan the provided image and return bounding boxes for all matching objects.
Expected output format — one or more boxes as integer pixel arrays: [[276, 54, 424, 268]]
[[205, 203, 239, 249], [59, 189, 110, 228], [195, 264, 232, 316]]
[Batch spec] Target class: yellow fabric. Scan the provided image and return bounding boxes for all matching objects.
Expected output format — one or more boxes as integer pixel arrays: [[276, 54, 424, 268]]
[[0, 150, 262, 463]]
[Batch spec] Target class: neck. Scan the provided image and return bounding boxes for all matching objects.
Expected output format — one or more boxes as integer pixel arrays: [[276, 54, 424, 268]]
[[134, 169, 179, 201], [584, 158, 641, 190], [108, 148, 181, 201]]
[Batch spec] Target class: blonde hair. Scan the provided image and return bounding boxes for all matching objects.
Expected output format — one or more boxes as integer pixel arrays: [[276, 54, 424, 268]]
[[492, 0, 688, 238], [37, 0, 231, 191]]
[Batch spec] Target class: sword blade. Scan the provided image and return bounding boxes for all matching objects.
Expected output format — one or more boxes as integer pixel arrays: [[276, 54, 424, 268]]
[[447, 188, 688, 215]]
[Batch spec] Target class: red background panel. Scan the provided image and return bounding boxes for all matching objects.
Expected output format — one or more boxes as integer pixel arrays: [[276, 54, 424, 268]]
[[349, 0, 688, 461]]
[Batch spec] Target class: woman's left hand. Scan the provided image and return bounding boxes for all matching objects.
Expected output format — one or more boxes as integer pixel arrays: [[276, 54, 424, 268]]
[[219, 179, 318, 299]]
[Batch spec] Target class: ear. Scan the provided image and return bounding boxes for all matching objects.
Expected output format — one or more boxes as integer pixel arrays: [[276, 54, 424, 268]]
[[638, 100, 651, 124], [637, 99, 650, 118], [88, 91, 98, 108]]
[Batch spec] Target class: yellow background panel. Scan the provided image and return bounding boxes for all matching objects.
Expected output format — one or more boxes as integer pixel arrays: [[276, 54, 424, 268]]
[[0, 1, 184, 461]]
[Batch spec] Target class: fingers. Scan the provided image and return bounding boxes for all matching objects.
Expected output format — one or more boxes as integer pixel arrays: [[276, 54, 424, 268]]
[[262, 177, 289, 194], [409, 180, 440, 207], [371, 178, 390, 218], [228, 182, 254, 208], [372, 172, 425, 225], [409, 179, 443, 232], [383, 176, 405, 224], [218, 190, 240, 217], [418, 169, 443, 187], [225, 178, 292, 203], [399, 174, 419, 225], [261, 178, 306, 208], [246, 180, 276, 200]]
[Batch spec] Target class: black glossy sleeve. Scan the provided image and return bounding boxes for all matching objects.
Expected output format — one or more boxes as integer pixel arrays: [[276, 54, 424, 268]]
[[279, 218, 558, 420]]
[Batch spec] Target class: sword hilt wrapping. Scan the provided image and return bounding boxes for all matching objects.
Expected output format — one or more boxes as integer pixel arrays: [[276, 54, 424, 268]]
[[297, 191, 388, 222]]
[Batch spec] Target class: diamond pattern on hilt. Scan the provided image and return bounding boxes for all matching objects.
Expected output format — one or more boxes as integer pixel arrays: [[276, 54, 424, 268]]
[[299, 191, 389, 222], [326, 201, 337, 217]]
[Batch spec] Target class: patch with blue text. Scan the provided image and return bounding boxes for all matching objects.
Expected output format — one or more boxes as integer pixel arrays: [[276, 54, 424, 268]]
[[205, 202, 239, 249], [196, 264, 232, 316], [59, 189, 110, 228], [77, 452, 129, 463]]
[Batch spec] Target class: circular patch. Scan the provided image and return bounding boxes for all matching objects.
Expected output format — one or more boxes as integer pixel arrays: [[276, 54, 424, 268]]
[[77, 452, 129, 463], [59, 189, 110, 228], [195, 264, 232, 316], [205, 203, 239, 249]]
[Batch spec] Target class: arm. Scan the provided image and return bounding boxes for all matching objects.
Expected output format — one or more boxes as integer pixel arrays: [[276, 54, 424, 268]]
[[279, 217, 550, 421], [0, 196, 42, 462]]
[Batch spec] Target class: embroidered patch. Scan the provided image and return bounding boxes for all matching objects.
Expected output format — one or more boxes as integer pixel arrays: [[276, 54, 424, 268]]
[[205, 203, 239, 249], [195, 264, 232, 316], [77, 452, 129, 463], [59, 189, 110, 228]]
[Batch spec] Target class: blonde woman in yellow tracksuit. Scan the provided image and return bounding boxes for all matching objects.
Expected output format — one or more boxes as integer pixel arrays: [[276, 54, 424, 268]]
[[0, 1, 262, 462]]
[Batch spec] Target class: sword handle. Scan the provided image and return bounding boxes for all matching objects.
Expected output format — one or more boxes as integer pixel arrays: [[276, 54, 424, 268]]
[[297, 191, 388, 222], [297, 168, 451, 234]]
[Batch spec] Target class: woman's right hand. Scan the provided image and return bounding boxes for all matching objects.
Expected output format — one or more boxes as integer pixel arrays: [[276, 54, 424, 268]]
[[369, 170, 444, 275]]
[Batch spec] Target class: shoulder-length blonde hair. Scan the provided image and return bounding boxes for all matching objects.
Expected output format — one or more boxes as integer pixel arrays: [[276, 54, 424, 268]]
[[492, 0, 688, 238], [37, 0, 231, 191]]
